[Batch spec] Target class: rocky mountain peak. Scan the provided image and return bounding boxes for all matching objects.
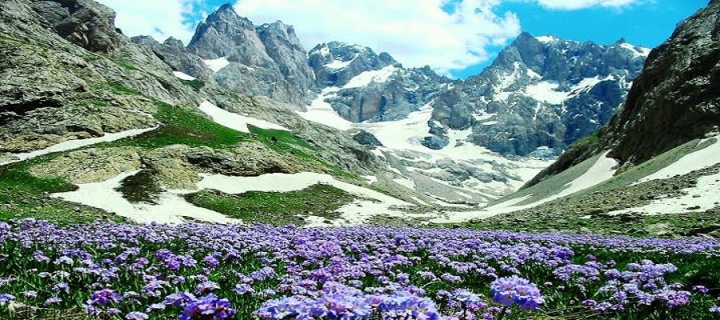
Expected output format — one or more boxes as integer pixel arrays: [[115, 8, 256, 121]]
[[181, 4, 316, 104], [256, 21, 304, 51], [163, 37, 185, 50], [186, 4, 259, 60], [428, 32, 649, 157]]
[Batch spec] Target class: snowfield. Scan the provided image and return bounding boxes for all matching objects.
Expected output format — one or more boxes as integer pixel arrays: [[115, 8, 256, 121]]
[[609, 171, 720, 216], [434, 151, 618, 223], [638, 138, 720, 184], [53, 171, 422, 226], [172, 71, 196, 80]]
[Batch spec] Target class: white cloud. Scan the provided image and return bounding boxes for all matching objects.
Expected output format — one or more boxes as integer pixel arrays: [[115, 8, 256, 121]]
[[96, 0, 645, 76], [95, 0, 197, 44], [534, 0, 642, 10], [234, 0, 521, 76]]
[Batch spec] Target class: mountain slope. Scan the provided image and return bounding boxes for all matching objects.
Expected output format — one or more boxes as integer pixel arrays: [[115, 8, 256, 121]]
[[454, 2, 720, 237], [527, 1, 720, 186], [0, 0, 413, 226]]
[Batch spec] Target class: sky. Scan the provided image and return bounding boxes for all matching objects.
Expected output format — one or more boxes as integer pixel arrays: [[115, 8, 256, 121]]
[[97, 0, 707, 78]]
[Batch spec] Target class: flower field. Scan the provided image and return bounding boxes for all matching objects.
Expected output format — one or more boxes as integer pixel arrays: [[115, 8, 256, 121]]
[[0, 219, 719, 319]]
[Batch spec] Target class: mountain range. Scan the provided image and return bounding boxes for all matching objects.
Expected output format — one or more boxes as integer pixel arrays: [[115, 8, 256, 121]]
[[0, 0, 718, 234]]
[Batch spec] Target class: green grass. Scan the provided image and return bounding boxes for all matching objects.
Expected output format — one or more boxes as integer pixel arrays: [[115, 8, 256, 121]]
[[0, 159, 122, 224], [108, 101, 248, 149], [184, 184, 355, 226], [108, 83, 142, 96], [179, 79, 206, 92]]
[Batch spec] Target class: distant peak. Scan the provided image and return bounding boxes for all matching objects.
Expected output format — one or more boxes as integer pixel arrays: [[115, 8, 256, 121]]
[[615, 37, 628, 44], [518, 31, 534, 39], [217, 3, 235, 13]]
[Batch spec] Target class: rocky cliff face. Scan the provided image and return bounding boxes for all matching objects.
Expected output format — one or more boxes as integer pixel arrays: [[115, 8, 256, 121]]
[[185, 4, 315, 105], [526, 1, 720, 187]]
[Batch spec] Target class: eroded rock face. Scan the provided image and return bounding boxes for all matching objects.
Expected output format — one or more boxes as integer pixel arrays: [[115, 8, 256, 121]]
[[131, 36, 215, 81], [140, 142, 321, 189], [352, 130, 383, 149], [602, 2, 720, 164], [31, 0, 124, 53]]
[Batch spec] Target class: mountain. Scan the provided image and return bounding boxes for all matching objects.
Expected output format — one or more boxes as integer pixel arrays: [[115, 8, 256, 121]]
[[5, 0, 713, 230], [448, 1, 720, 237], [429, 33, 647, 156], [307, 42, 451, 122], [527, 0, 720, 187], [114, 4, 649, 206]]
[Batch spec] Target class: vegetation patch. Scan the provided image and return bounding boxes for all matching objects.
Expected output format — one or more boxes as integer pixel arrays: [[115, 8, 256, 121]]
[[0, 222, 719, 319], [107, 102, 248, 149], [184, 184, 355, 226], [107, 82, 142, 96], [115, 170, 162, 204], [179, 79, 206, 91]]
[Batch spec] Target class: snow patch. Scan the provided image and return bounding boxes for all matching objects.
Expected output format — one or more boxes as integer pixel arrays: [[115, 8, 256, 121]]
[[609, 171, 720, 215], [172, 71, 196, 81], [326, 58, 354, 69], [296, 88, 353, 131], [344, 65, 397, 89], [55, 171, 415, 225], [393, 178, 416, 190], [536, 35, 559, 43], [0, 127, 158, 166], [198, 101, 289, 133], [363, 175, 378, 184], [52, 171, 237, 224], [620, 43, 652, 57], [203, 57, 230, 72], [638, 138, 720, 183], [525, 81, 568, 104]]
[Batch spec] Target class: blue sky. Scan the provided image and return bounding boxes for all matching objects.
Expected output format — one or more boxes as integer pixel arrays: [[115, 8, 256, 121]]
[[457, 0, 707, 77], [100, 0, 707, 78]]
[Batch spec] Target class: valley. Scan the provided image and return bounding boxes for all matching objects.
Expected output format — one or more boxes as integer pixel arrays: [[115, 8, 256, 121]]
[[0, 0, 719, 319]]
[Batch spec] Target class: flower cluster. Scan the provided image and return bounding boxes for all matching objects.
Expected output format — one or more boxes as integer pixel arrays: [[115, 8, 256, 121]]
[[0, 219, 716, 319], [490, 276, 544, 310]]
